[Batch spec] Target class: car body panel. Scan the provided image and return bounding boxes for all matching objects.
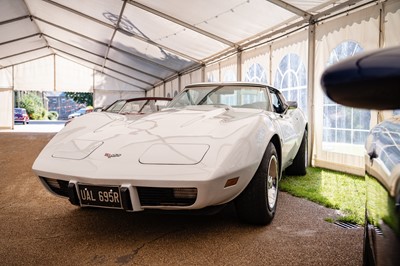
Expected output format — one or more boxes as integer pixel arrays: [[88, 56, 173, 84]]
[[364, 116, 400, 266], [14, 108, 29, 124], [33, 82, 307, 214]]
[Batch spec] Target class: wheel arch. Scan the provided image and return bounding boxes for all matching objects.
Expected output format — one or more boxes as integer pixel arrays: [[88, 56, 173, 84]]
[[269, 134, 282, 176]]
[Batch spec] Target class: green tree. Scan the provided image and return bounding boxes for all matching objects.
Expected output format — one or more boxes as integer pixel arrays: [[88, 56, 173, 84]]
[[65, 92, 93, 106], [18, 92, 47, 120]]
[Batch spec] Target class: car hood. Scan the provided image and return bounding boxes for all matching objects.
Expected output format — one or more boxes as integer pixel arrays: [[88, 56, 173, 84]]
[[41, 106, 267, 165]]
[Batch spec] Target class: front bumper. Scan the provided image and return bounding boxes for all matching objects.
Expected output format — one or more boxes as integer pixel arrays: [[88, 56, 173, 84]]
[[37, 162, 254, 212]]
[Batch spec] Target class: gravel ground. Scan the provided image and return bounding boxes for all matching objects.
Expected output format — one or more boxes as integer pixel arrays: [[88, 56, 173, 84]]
[[0, 132, 363, 266]]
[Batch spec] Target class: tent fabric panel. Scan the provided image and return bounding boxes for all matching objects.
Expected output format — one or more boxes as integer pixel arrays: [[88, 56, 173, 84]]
[[180, 73, 193, 89], [190, 69, 203, 84], [59, 55, 145, 89], [0, 18, 39, 43], [27, 0, 114, 44], [165, 81, 173, 98], [101, 68, 148, 91], [122, 3, 229, 60], [0, 48, 52, 69], [0, 0, 29, 23], [35, 20, 109, 56], [14, 56, 55, 91], [107, 48, 175, 78], [171, 78, 179, 97], [384, 0, 400, 47], [47, 38, 105, 66], [156, 30, 229, 60], [0, 67, 13, 88], [113, 31, 193, 71], [134, 0, 294, 43], [153, 85, 163, 97], [220, 55, 237, 82], [0, 88, 13, 129], [55, 56, 93, 92], [51, 0, 124, 27], [0, 36, 47, 59], [104, 60, 161, 86], [54, 52, 103, 73], [94, 71, 143, 92]]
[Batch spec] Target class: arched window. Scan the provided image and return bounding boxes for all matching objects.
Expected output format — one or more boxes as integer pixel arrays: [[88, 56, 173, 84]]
[[323, 41, 371, 153], [244, 63, 267, 84], [274, 53, 307, 116]]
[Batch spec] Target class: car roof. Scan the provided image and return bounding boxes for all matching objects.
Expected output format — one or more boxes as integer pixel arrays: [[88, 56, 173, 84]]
[[124, 97, 172, 102], [185, 82, 270, 89]]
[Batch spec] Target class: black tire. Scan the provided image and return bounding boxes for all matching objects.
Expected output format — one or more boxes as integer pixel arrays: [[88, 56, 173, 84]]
[[235, 142, 280, 225], [285, 129, 307, 176]]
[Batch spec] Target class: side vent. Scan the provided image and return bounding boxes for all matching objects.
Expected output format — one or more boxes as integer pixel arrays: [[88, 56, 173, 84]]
[[40, 177, 69, 197]]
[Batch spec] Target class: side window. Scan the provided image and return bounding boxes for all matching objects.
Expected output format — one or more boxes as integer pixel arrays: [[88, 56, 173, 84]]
[[270, 90, 284, 114]]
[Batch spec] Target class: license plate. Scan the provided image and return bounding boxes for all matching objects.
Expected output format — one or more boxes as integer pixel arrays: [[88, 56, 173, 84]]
[[78, 184, 122, 209]]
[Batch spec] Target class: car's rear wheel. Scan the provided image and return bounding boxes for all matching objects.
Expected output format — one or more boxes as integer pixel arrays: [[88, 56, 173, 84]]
[[235, 142, 279, 225], [285, 129, 307, 176]]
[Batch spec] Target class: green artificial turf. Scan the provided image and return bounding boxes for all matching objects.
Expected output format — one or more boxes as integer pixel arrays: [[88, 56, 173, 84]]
[[280, 167, 366, 225]]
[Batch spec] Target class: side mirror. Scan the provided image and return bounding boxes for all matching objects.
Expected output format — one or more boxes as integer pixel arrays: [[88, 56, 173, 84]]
[[287, 101, 298, 109], [321, 46, 400, 110]]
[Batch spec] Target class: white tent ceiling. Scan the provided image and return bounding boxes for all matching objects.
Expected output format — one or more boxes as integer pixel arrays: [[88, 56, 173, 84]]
[[0, 0, 372, 91]]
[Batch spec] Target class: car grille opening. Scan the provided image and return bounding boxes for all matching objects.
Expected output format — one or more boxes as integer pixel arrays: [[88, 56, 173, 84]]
[[137, 187, 197, 207], [40, 177, 69, 197]]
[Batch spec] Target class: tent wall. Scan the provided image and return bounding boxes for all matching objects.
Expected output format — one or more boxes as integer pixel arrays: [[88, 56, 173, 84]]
[[94, 90, 144, 109], [0, 88, 13, 129], [0, 68, 13, 129], [313, 4, 381, 175], [0, 55, 144, 128], [14, 56, 54, 91]]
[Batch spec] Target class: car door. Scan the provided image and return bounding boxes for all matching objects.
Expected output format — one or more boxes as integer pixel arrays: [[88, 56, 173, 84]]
[[269, 89, 300, 169]]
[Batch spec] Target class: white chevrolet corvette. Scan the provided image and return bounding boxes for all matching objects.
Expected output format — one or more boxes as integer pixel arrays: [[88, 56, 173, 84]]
[[33, 82, 307, 225]]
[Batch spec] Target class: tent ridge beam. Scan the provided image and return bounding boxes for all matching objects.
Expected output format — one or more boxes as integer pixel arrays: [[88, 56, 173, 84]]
[[126, 0, 236, 48]]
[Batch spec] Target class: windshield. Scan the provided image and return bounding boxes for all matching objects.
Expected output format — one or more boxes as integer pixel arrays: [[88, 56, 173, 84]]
[[15, 108, 24, 114], [78, 108, 87, 114], [104, 99, 171, 114], [105, 100, 127, 113], [169, 85, 270, 110]]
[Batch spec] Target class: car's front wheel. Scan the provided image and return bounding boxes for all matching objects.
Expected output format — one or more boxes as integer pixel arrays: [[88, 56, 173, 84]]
[[235, 142, 280, 225]]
